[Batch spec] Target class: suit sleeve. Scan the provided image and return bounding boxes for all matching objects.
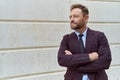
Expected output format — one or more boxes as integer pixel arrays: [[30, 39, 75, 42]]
[[57, 34, 91, 67], [76, 33, 112, 72]]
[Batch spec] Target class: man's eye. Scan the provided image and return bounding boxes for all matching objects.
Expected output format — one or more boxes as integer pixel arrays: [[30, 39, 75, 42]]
[[74, 15, 79, 18]]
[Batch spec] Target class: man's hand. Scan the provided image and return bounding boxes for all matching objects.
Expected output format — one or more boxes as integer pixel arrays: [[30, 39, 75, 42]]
[[65, 50, 72, 55], [89, 52, 99, 61]]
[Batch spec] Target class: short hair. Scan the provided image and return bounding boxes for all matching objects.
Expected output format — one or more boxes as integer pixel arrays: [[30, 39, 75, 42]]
[[70, 4, 89, 16]]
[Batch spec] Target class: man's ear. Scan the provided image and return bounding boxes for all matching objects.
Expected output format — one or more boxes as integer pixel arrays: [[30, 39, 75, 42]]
[[85, 15, 89, 23]]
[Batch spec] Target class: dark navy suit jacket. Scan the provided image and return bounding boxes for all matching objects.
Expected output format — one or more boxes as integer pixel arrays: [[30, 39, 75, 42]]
[[58, 28, 112, 80]]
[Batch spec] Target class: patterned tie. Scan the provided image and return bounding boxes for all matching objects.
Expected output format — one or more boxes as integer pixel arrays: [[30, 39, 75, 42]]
[[79, 34, 85, 53]]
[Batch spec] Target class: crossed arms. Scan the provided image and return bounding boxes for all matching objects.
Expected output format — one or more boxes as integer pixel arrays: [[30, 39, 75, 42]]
[[58, 33, 112, 73]]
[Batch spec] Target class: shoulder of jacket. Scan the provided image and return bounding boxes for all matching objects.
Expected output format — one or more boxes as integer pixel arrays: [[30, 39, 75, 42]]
[[89, 28, 104, 35], [63, 32, 74, 38]]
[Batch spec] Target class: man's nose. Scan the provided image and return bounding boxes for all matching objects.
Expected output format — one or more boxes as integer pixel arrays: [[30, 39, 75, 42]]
[[70, 17, 74, 22], [70, 17, 73, 20]]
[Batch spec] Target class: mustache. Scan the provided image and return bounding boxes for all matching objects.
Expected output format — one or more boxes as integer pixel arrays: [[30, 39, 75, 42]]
[[70, 21, 76, 24]]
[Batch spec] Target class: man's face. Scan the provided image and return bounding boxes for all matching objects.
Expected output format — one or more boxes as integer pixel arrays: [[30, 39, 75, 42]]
[[69, 8, 88, 30]]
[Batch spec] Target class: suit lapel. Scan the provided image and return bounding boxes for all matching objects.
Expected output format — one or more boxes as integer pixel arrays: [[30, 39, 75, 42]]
[[85, 28, 93, 53], [70, 32, 81, 53]]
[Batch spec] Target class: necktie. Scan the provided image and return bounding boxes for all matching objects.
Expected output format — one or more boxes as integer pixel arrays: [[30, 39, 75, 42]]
[[79, 34, 89, 80], [79, 34, 85, 53]]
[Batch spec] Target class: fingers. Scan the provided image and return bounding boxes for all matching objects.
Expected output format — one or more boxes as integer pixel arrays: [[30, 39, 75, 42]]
[[65, 50, 72, 55], [89, 52, 99, 61]]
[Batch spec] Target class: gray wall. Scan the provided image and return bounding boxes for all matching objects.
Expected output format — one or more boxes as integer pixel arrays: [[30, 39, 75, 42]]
[[0, 0, 120, 80]]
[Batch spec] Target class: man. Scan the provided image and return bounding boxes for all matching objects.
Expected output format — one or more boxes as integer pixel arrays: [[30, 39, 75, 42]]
[[58, 3, 112, 80]]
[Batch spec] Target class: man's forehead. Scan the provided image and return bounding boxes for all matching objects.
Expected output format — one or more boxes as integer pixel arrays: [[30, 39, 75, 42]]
[[70, 8, 82, 14]]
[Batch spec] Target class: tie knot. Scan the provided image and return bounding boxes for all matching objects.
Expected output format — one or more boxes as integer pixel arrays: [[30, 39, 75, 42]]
[[79, 34, 83, 38]]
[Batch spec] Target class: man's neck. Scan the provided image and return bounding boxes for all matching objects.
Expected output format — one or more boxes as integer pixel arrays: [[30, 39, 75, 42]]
[[76, 26, 87, 34]]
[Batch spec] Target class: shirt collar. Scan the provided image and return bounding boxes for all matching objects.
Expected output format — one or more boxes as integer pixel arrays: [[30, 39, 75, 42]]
[[75, 27, 88, 37]]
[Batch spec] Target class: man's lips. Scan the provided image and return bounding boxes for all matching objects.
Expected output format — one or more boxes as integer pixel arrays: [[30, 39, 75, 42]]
[[71, 22, 77, 25]]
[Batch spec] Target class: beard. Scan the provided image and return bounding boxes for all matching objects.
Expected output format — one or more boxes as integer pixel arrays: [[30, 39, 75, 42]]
[[70, 21, 85, 30]]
